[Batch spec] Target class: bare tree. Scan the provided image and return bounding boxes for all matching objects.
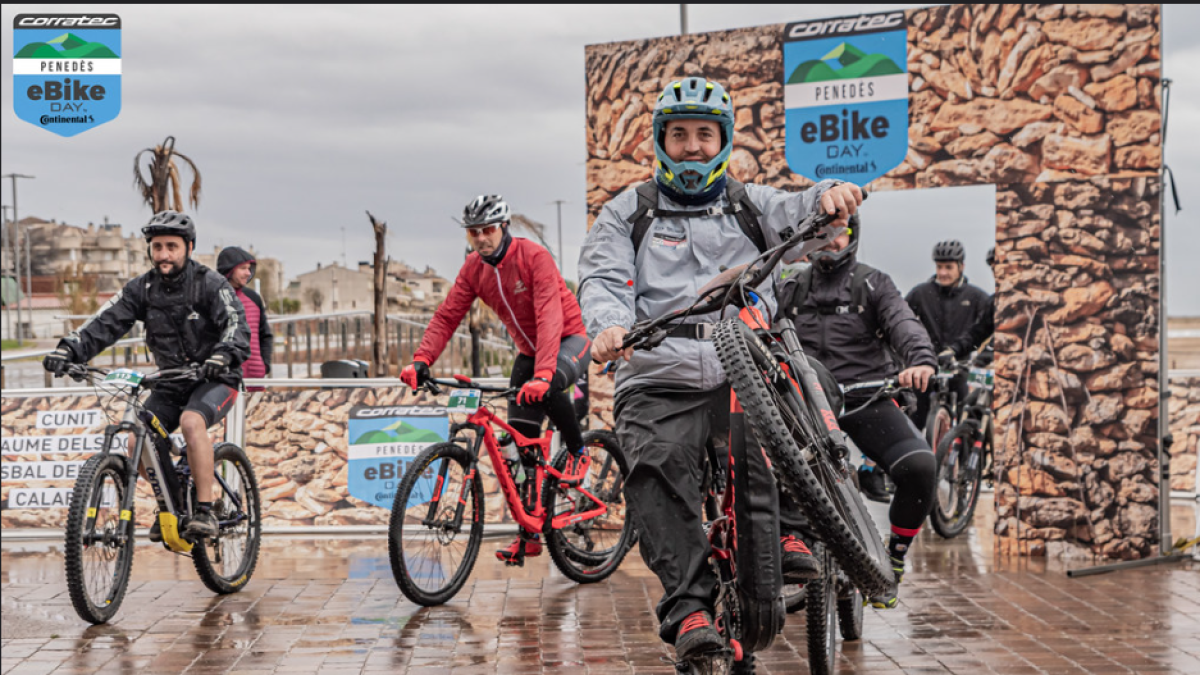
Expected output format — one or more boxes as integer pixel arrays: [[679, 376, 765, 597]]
[[367, 211, 388, 376], [133, 136, 203, 213], [305, 287, 325, 314], [54, 262, 99, 329]]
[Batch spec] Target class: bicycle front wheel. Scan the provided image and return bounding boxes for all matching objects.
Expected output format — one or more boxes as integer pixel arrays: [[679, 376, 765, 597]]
[[714, 319, 892, 597], [930, 422, 983, 539], [543, 429, 634, 583], [388, 442, 483, 606], [64, 453, 135, 624], [192, 443, 262, 594]]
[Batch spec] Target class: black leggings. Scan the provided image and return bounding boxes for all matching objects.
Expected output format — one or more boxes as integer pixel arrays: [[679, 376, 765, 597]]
[[507, 335, 589, 452], [839, 397, 937, 534]]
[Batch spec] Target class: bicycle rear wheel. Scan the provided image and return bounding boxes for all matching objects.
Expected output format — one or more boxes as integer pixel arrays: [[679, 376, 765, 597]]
[[714, 320, 892, 597], [543, 429, 634, 583], [388, 442, 483, 606], [64, 453, 135, 624], [930, 422, 983, 539], [805, 542, 838, 675], [192, 443, 262, 594]]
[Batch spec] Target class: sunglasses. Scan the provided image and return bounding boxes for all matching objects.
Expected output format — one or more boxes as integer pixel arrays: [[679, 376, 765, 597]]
[[467, 224, 500, 237]]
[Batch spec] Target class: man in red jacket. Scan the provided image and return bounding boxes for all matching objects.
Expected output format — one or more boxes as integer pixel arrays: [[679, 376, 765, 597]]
[[401, 195, 591, 562]]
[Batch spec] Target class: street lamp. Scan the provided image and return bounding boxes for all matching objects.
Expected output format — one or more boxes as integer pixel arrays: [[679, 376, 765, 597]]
[[550, 199, 566, 273], [3, 173, 35, 343]]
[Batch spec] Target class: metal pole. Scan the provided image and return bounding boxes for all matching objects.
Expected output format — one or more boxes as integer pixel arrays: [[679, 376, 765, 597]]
[[680, 4, 688, 35], [2, 205, 11, 341], [551, 199, 566, 273], [1156, 78, 1172, 556], [4, 174, 35, 342], [24, 229, 32, 340]]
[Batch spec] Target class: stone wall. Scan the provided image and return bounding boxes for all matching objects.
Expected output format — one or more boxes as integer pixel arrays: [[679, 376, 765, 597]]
[[1168, 375, 1199, 494], [992, 175, 1161, 559]]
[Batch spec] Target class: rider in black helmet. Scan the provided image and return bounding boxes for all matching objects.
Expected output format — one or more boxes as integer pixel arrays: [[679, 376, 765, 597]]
[[44, 211, 250, 541], [904, 239, 991, 430]]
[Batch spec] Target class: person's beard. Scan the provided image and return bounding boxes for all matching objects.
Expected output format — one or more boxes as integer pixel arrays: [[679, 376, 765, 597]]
[[155, 258, 184, 278]]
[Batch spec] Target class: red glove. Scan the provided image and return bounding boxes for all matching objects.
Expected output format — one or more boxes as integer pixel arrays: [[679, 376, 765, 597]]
[[400, 360, 430, 390], [516, 376, 552, 406]]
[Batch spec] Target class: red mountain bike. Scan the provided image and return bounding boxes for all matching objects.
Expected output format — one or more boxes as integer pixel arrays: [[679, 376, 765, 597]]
[[387, 375, 633, 606]]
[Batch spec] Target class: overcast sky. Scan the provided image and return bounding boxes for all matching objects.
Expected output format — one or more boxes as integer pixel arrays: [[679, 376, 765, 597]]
[[2, 4, 1197, 313]]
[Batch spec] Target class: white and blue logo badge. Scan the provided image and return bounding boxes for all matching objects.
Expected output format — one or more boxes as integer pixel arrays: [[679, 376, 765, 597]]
[[784, 11, 907, 185], [346, 404, 448, 509], [13, 13, 121, 137]]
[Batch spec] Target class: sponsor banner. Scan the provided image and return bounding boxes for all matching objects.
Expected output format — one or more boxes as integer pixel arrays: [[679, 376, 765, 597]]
[[1, 461, 86, 482], [346, 404, 448, 509], [12, 13, 122, 137], [2, 433, 119, 456], [783, 10, 907, 184], [36, 409, 104, 429]]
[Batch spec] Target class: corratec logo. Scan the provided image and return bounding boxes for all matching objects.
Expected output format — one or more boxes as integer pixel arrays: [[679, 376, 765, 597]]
[[783, 11, 907, 185], [12, 14, 121, 137]]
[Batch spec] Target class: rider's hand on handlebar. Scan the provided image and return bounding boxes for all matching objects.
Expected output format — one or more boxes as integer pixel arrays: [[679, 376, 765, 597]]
[[592, 326, 632, 363], [898, 365, 935, 392], [43, 347, 74, 377], [819, 183, 865, 231], [400, 360, 431, 390], [201, 353, 231, 381]]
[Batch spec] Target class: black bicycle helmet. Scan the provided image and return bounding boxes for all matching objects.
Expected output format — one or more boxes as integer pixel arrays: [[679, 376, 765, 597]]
[[142, 210, 196, 243], [461, 195, 510, 228], [986, 246, 996, 266], [811, 213, 860, 273], [932, 239, 965, 263]]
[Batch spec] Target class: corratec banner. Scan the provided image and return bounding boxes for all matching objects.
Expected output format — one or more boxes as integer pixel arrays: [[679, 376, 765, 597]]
[[12, 13, 122, 137], [783, 10, 907, 184]]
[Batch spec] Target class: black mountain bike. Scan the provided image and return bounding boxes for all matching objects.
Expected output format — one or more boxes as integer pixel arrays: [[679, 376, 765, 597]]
[[618, 203, 892, 672], [930, 352, 994, 538], [924, 357, 966, 457], [58, 364, 261, 624]]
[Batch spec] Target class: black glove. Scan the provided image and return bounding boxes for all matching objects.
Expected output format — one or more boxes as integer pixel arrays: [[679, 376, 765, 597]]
[[937, 349, 956, 368], [43, 347, 74, 377], [202, 353, 231, 381]]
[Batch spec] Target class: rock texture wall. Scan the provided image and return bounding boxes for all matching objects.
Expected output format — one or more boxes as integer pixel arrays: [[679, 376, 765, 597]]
[[1168, 375, 1199, 494], [992, 176, 1162, 559], [584, 5, 1161, 224]]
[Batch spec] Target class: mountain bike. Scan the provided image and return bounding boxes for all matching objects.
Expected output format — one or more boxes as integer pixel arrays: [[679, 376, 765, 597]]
[[930, 351, 994, 538], [617, 202, 892, 672], [58, 364, 261, 624], [924, 356, 966, 457], [387, 375, 633, 606]]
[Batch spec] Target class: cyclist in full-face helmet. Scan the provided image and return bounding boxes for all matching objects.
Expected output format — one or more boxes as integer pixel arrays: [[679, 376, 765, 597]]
[[400, 195, 591, 563], [43, 211, 250, 540], [579, 75, 865, 663]]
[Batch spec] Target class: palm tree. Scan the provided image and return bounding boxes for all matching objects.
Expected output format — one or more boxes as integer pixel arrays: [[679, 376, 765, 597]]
[[132, 136, 202, 213], [510, 213, 557, 264]]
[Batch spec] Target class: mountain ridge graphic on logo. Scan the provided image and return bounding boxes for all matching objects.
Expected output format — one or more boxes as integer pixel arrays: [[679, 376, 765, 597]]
[[787, 42, 902, 84], [353, 419, 443, 445], [15, 33, 118, 59]]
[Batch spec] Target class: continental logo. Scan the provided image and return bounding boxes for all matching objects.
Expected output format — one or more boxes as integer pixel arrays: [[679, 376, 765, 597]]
[[787, 12, 903, 40]]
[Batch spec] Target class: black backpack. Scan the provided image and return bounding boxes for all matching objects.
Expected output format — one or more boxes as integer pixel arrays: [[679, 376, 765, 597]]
[[781, 262, 885, 346], [628, 178, 768, 254]]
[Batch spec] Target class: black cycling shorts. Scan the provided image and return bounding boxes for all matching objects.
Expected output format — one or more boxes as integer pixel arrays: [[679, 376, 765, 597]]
[[145, 382, 239, 432]]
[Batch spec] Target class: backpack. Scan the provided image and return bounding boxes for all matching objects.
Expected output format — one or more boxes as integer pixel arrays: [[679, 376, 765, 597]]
[[629, 178, 767, 254], [782, 262, 886, 346]]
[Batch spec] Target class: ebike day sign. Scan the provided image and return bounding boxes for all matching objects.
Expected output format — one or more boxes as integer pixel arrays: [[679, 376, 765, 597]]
[[783, 10, 907, 185], [12, 13, 121, 137], [346, 404, 449, 509]]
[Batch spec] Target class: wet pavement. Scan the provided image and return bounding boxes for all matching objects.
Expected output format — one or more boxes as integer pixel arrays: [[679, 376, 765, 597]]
[[2, 498, 1198, 674]]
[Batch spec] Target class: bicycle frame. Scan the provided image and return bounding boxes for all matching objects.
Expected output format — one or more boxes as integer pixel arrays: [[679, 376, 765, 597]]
[[432, 403, 610, 536]]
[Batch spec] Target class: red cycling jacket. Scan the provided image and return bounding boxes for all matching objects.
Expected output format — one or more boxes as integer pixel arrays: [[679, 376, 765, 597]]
[[415, 237, 587, 379]]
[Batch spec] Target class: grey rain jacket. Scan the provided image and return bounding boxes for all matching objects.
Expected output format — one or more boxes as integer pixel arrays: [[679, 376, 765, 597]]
[[578, 180, 839, 393]]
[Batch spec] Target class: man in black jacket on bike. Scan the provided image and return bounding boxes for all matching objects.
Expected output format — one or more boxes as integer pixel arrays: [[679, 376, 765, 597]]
[[44, 212, 250, 540], [777, 215, 938, 608], [905, 240, 990, 430]]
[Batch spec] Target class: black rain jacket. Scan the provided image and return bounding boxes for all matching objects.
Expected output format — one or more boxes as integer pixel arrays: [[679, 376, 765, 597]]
[[904, 276, 991, 353]]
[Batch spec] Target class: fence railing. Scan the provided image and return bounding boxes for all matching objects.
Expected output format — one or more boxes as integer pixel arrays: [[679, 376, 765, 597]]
[[1, 310, 516, 388]]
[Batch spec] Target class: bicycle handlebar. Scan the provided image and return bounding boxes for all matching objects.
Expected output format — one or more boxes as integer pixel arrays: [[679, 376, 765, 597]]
[[63, 363, 203, 387], [424, 376, 519, 398]]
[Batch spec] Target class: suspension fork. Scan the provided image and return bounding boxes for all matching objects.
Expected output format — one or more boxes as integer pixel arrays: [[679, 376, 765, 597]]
[[776, 320, 852, 460], [423, 425, 483, 529]]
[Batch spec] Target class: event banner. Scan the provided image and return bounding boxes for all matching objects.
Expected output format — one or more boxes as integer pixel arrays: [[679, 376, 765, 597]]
[[783, 10, 909, 184], [12, 13, 122, 136]]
